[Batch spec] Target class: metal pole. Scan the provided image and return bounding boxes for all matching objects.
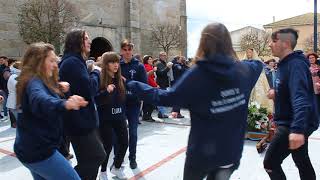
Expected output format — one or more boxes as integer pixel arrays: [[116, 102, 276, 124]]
[[314, 0, 318, 52]]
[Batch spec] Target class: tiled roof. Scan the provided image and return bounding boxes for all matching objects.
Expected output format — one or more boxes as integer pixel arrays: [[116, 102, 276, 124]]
[[264, 13, 320, 28]]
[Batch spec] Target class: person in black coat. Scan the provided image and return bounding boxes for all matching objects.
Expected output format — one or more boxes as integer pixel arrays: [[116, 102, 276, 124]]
[[59, 29, 106, 180]]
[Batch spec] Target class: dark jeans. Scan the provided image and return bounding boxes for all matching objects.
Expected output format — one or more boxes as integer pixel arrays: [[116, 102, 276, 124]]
[[142, 103, 155, 118], [172, 106, 181, 114], [263, 126, 316, 180], [183, 161, 239, 180], [99, 119, 128, 171], [126, 104, 140, 161], [70, 130, 106, 180], [58, 133, 71, 158]]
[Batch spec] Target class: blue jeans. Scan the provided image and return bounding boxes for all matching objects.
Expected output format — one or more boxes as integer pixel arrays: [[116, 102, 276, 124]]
[[23, 150, 80, 180], [126, 103, 140, 160], [158, 106, 167, 115]]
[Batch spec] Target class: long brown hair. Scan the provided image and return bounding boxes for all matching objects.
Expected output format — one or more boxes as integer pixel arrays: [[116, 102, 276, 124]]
[[16, 42, 61, 106], [194, 23, 238, 63], [63, 29, 88, 59], [100, 52, 125, 101]]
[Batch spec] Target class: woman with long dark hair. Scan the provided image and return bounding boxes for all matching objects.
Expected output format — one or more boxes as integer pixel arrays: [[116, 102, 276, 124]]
[[127, 23, 263, 180], [96, 52, 128, 180], [14, 42, 87, 179], [59, 29, 106, 180]]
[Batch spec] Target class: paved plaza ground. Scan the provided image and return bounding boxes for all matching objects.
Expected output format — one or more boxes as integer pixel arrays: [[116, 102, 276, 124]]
[[0, 110, 319, 180]]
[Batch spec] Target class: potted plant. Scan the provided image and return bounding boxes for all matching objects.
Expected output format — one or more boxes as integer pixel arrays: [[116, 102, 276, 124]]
[[246, 102, 271, 140]]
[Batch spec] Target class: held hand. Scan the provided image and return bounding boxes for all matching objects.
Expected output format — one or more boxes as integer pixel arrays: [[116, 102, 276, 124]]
[[121, 76, 127, 82], [316, 82, 320, 91], [167, 62, 173, 68], [289, 133, 305, 150], [58, 82, 70, 93], [93, 64, 101, 72], [106, 84, 116, 93], [267, 89, 275, 100], [153, 66, 158, 72], [65, 95, 88, 110]]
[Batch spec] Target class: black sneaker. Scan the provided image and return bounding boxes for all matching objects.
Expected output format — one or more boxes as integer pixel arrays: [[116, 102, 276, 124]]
[[143, 116, 156, 122], [176, 113, 185, 118], [158, 113, 169, 118], [130, 159, 137, 169]]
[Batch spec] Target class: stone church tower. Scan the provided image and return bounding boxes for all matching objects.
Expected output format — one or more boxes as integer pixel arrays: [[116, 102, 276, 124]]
[[0, 0, 187, 59]]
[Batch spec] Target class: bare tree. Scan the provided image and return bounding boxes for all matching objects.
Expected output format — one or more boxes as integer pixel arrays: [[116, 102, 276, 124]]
[[304, 33, 320, 54], [18, 0, 79, 53], [240, 31, 271, 57], [151, 24, 183, 55]]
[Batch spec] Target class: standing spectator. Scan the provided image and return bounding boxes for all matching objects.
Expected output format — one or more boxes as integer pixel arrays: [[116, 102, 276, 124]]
[[59, 29, 106, 180], [307, 53, 320, 108], [264, 28, 318, 180], [0, 56, 10, 121], [127, 23, 263, 180], [171, 56, 189, 118], [96, 52, 128, 179], [119, 39, 147, 169], [265, 58, 277, 88], [14, 42, 87, 180], [6, 61, 21, 128], [142, 55, 158, 121], [155, 52, 173, 118]]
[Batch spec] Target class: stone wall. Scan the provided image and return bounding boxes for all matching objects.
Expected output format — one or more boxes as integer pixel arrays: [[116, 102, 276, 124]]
[[0, 0, 187, 58]]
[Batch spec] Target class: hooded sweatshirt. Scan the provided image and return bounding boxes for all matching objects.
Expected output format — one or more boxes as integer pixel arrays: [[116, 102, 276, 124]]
[[120, 57, 147, 105], [14, 78, 66, 163], [274, 50, 319, 134], [59, 53, 100, 136], [127, 54, 262, 169]]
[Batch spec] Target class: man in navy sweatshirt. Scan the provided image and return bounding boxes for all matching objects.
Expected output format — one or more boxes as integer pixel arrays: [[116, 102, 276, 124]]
[[263, 28, 319, 180], [119, 39, 147, 169]]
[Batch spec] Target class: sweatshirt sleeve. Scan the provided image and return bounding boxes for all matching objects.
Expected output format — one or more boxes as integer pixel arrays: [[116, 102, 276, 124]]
[[288, 60, 313, 134], [59, 58, 100, 100], [242, 60, 263, 88], [127, 68, 197, 108], [138, 63, 148, 83], [27, 79, 66, 118]]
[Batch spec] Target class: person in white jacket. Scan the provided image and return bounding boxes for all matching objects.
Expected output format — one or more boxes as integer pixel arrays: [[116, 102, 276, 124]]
[[6, 61, 21, 127]]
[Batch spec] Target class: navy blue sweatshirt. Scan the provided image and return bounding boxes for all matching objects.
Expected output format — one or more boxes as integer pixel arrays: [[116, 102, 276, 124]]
[[95, 78, 126, 123], [127, 54, 262, 168], [120, 57, 147, 105], [14, 78, 66, 163], [274, 50, 319, 134], [59, 53, 100, 136]]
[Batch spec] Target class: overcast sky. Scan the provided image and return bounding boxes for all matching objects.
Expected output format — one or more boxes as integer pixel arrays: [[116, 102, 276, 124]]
[[187, 0, 319, 57]]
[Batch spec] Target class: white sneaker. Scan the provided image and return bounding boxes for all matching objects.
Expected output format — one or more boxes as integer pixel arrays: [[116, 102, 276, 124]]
[[0, 116, 8, 122], [110, 166, 127, 179], [99, 171, 108, 180]]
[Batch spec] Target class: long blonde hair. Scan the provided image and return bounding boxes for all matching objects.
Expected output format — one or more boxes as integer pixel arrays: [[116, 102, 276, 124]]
[[99, 52, 125, 102], [16, 42, 61, 106]]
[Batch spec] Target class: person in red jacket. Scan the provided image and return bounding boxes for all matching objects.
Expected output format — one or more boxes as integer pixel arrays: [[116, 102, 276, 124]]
[[142, 55, 158, 121]]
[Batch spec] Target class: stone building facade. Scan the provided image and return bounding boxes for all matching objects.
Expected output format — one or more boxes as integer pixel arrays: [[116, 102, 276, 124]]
[[0, 0, 187, 59]]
